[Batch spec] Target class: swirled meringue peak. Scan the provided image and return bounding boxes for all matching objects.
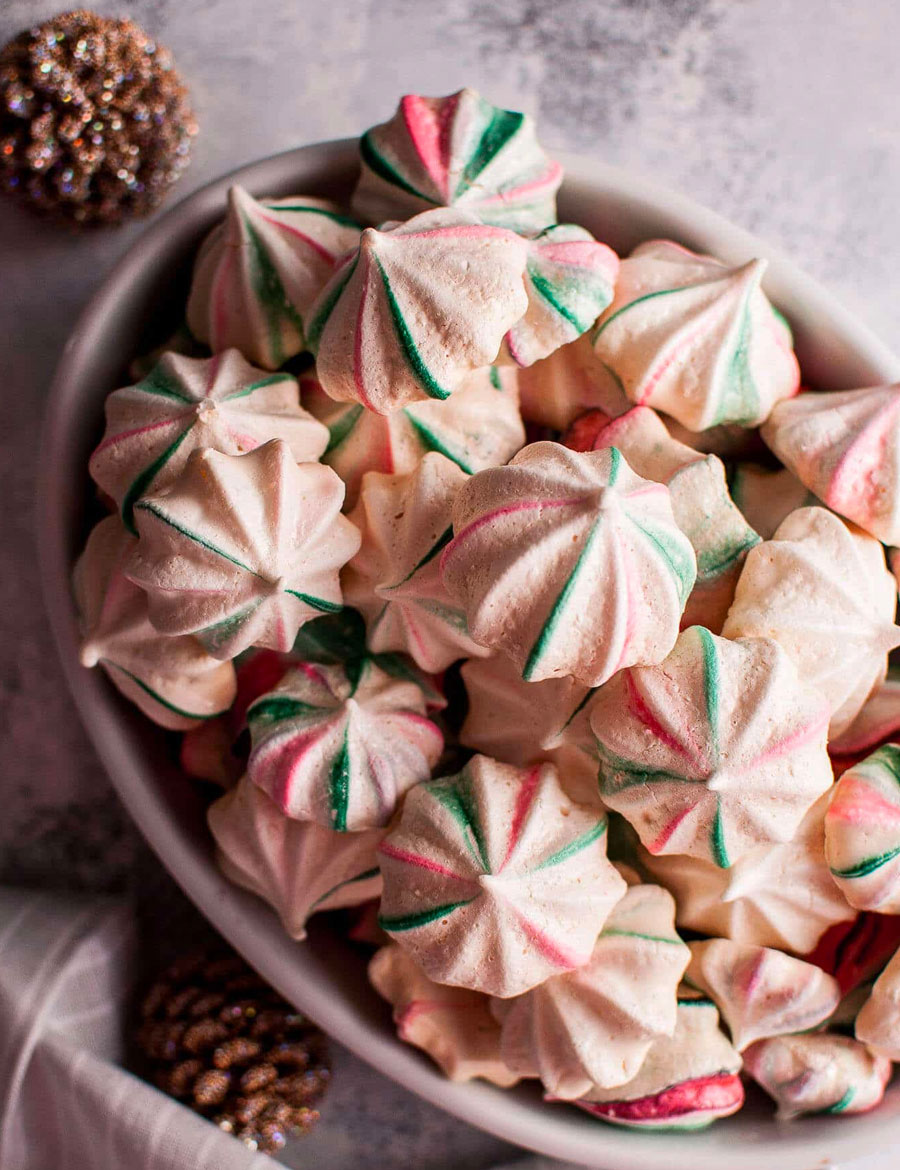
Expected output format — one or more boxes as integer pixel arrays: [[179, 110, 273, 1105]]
[[493, 883, 689, 1097], [856, 944, 900, 1058], [590, 627, 832, 868], [762, 384, 900, 545], [186, 186, 362, 369], [516, 334, 630, 430], [376, 755, 625, 998], [369, 944, 519, 1086], [343, 453, 488, 672], [441, 442, 697, 686], [498, 225, 619, 368], [126, 440, 360, 660], [592, 240, 800, 430], [89, 349, 328, 530], [207, 774, 383, 939], [686, 939, 840, 1052], [726, 462, 818, 540], [246, 658, 443, 831], [721, 507, 900, 737], [575, 994, 744, 1130], [305, 208, 529, 414], [743, 1033, 891, 1120], [352, 88, 562, 231], [74, 516, 236, 730]]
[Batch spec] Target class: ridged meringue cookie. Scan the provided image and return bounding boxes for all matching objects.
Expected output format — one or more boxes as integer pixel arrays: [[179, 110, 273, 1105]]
[[743, 1033, 891, 1121], [855, 945, 900, 1058], [441, 442, 697, 687], [592, 239, 800, 431], [726, 463, 817, 540], [186, 187, 362, 370], [721, 507, 900, 737], [89, 349, 329, 530], [830, 674, 900, 757], [639, 795, 854, 954], [492, 883, 689, 1097], [762, 384, 900, 545], [246, 659, 443, 831], [591, 627, 832, 868], [498, 225, 619, 368], [127, 440, 360, 660], [305, 208, 529, 415], [74, 516, 236, 731], [575, 995, 744, 1130], [369, 944, 519, 1086], [207, 774, 383, 939], [516, 334, 630, 430], [352, 88, 562, 232], [342, 453, 488, 672], [377, 755, 625, 998], [301, 364, 524, 510], [686, 940, 841, 1052], [825, 743, 900, 913]]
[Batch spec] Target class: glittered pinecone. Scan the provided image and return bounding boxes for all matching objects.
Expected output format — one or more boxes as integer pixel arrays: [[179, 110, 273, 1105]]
[[0, 9, 197, 225], [136, 951, 330, 1155]]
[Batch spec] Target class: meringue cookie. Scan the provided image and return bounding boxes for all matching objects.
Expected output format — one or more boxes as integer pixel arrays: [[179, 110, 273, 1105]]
[[207, 774, 383, 939], [89, 349, 329, 529], [377, 755, 625, 998], [369, 944, 519, 1086], [762, 384, 900, 545], [721, 507, 900, 737], [743, 1033, 891, 1120], [127, 440, 360, 660], [441, 442, 696, 686], [492, 883, 689, 1097], [342, 453, 488, 672], [128, 321, 208, 382], [186, 187, 362, 369], [74, 516, 236, 731], [499, 225, 619, 368], [305, 208, 529, 414], [575, 995, 744, 1130], [686, 939, 840, 1052], [855, 945, 900, 1059], [830, 674, 900, 757], [516, 335, 630, 430], [591, 627, 832, 867], [352, 88, 562, 232], [726, 463, 817, 540], [639, 795, 854, 954], [592, 239, 800, 431], [301, 364, 525, 510]]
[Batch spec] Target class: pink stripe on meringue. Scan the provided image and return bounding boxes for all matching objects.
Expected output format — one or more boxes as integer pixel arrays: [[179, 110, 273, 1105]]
[[377, 841, 476, 884], [648, 804, 694, 854], [211, 248, 235, 351], [442, 497, 582, 567], [511, 904, 584, 970], [476, 160, 564, 206], [400, 94, 452, 200], [499, 765, 542, 872], [741, 707, 829, 771], [403, 224, 517, 243], [636, 319, 708, 407], [826, 393, 900, 519], [257, 212, 336, 265], [623, 670, 700, 767], [91, 413, 193, 455], [533, 241, 612, 270], [829, 777, 900, 826]]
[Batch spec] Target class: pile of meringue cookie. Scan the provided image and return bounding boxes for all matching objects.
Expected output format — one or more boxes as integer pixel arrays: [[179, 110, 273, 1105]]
[[75, 88, 900, 1131]]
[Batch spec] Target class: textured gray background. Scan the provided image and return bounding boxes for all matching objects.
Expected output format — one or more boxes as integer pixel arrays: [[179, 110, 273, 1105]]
[[2, 0, 899, 1166]]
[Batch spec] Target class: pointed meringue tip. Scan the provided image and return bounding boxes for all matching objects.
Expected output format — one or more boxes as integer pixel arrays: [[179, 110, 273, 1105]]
[[732, 256, 767, 285], [80, 641, 101, 668]]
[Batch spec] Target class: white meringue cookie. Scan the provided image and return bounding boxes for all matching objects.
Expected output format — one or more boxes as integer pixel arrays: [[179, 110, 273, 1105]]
[[727, 463, 818, 540], [829, 674, 900, 757], [516, 334, 631, 430], [855, 944, 900, 1059]]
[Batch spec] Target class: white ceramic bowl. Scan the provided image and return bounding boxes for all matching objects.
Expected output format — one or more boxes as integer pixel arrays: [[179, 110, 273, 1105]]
[[39, 139, 900, 1169]]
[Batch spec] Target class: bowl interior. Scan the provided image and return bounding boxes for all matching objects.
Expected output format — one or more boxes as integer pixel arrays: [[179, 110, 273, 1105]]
[[39, 138, 900, 1170]]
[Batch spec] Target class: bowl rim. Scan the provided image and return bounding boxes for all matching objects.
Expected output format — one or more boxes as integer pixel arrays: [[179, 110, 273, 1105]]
[[37, 137, 900, 1170]]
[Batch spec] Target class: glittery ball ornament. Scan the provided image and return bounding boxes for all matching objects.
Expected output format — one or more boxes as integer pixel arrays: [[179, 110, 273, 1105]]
[[0, 10, 197, 225]]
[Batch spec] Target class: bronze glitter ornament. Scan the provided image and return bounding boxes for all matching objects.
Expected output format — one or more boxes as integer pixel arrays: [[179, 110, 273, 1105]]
[[136, 950, 330, 1155], [0, 9, 198, 225]]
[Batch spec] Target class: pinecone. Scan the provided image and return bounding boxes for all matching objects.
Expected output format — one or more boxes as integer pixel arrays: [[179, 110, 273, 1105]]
[[136, 950, 330, 1154], [0, 10, 197, 225]]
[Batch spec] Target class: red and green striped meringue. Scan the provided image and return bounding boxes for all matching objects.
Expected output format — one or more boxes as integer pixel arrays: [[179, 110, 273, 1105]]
[[369, 944, 519, 1087], [762, 384, 900, 545], [591, 627, 833, 868], [592, 240, 800, 431], [186, 186, 361, 370], [343, 453, 489, 673], [126, 440, 360, 660], [498, 225, 619, 368], [825, 743, 900, 913], [493, 883, 689, 1098], [856, 944, 900, 1059], [377, 755, 625, 998], [441, 442, 697, 687], [726, 462, 818, 540], [352, 88, 562, 232], [207, 773, 383, 939], [89, 349, 328, 532], [516, 334, 630, 430], [575, 994, 743, 1130], [304, 208, 529, 415], [246, 658, 443, 832], [743, 1033, 891, 1121], [74, 516, 236, 731], [722, 507, 900, 737]]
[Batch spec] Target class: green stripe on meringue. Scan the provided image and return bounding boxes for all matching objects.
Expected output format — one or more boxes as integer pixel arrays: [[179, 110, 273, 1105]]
[[457, 108, 524, 197], [825, 1087, 856, 1115], [243, 213, 305, 365], [360, 131, 432, 202], [324, 404, 364, 453], [121, 424, 194, 534], [831, 845, 900, 880], [329, 727, 352, 832], [430, 771, 490, 870], [627, 515, 696, 606], [378, 898, 476, 932], [134, 501, 256, 573], [248, 695, 323, 728], [305, 256, 359, 353], [265, 203, 361, 229], [221, 372, 295, 401], [283, 589, 343, 614], [403, 411, 475, 472], [308, 866, 380, 913], [535, 818, 607, 870], [710, 801, 730, 869], [135, 365, 193, 402], [376, 256, 451, 401], [528, 265, 589, 332], [104, 661, 226, 721], [697, 627, 720, 759]]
